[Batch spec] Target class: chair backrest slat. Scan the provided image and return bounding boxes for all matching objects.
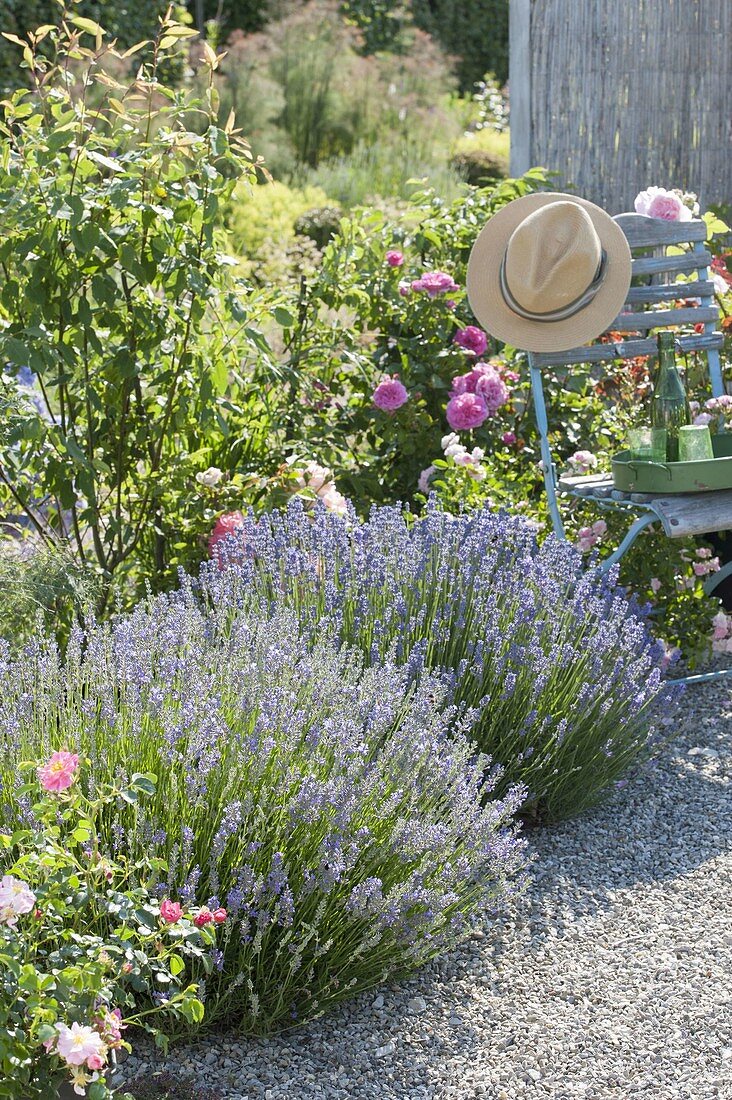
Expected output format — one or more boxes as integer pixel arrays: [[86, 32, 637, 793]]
[[611, 305, 720, 331], [632, 251, 712, 277], [626, 280, 714, 304], [613, 212, 707, 247], [531, 331, 723, 369]]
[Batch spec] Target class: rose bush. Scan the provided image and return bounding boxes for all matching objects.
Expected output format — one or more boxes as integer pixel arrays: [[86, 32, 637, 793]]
[[0, 758, 218, 1098]]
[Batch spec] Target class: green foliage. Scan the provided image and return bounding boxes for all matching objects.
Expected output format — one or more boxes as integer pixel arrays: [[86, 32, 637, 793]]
[[217, 0, 463, 193], [0, 537, 99, 647], [0, 12, 283, 610], [450, 130, 510, 186], [227, 179, 330, 257], [410, 0, 509, 90], [0, 761, 214, 1098]]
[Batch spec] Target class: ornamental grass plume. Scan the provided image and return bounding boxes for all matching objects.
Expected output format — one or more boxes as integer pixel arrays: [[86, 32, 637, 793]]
[[200, 500, 680, 822], [0, 608, 527, 1033]]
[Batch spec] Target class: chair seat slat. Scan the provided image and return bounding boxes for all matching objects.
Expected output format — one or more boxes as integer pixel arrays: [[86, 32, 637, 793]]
[[613, 213, 707, 247], [631, 251, 712, 277], [611, 306, 719, 331], [625, 280, 714, 304], [531, 331, 723, 368]]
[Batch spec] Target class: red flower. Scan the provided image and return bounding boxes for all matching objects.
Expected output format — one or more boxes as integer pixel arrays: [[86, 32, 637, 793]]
[[213, 907, 227, 924], [194, 907, 214, 928]]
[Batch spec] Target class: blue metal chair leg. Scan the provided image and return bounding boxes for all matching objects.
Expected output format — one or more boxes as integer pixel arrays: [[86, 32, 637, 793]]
[[598, 512, 658, 572]]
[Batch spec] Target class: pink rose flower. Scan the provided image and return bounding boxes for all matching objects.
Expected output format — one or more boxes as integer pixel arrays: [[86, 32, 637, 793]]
[[650, 577, 662, 593], [194, 907, 214, 928], [37, 751, 79, 793], [213, 907, 228, 924], [209, 510, 245, 563], [693, 412, 713, 427], [454, 326, 488, 356], [634, 186, 692, 222], [54, 1022, 107, 1068], [86, 1053, 105, 1071], [411, 271, 459, 298], [474, 367, 509, 414], [568, 450, 598, 474], [160, 899, 182, 924], [398, 281, 411, 297], [385, 250, 404, 268], [502, 431, 517, 445], [577, 526, 598, 552], [372, 375, 408, 412], [0, 875, 36, 927], [445, 392, 489, 431]]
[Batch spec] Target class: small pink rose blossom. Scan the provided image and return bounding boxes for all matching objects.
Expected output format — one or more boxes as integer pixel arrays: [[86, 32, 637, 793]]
[[55, 1022, 107, 1068], [213, 907, 228, 924], [454, 326, 488, 356], [693, 412, 713, 427], [398, 280, 411, 297], [160, 899, 182, 924], [445, 392, 489, 431], [385, 250, 404, 268], [650, 577, 662, 593], [37, 751, 79, 793], [372, 375, 409, 412], [591, 519, 607, 538], [194, 907, 214, 928], [568, 450, 598, 474], [502, 431, 516, 445]]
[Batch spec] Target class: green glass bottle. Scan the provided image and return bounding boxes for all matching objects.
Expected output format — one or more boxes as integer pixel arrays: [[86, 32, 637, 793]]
[[651, 331, 691, 461]]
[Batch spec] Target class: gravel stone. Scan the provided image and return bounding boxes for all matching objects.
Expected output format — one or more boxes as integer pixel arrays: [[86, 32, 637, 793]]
[[114, 672, 732, 1099]]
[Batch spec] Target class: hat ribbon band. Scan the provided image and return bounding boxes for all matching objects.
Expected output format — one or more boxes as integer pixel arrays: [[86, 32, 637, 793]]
[[499, 250, 608, 323]]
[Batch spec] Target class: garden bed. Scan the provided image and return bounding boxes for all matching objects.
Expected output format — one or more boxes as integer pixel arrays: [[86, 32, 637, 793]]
[[112, 671, 731, 1099]]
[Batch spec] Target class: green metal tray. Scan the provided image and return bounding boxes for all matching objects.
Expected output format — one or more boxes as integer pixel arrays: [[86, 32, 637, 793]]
[[612, 433, 732, 493]]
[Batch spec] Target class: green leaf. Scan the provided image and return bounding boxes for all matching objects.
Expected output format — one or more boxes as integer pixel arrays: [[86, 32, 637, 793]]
[[68, 15, 105, 36], [169, 954, 185, 976]]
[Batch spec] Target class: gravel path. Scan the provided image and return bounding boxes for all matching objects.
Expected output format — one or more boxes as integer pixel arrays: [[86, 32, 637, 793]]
[[116, 673, 732, 1100]]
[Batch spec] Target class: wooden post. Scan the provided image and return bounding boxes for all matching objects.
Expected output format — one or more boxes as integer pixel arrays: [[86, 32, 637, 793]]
[[509, 0, 531, 176]]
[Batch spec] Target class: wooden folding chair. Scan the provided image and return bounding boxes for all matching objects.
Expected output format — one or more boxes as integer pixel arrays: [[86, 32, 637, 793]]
[[528, 212, 730, 684]]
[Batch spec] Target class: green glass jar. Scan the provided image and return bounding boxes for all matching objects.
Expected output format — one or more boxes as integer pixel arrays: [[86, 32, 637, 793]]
[[651, 331, 691, 461]]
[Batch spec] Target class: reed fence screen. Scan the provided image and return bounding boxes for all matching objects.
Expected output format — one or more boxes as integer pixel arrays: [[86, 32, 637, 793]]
[[510, 0, 732, 214]]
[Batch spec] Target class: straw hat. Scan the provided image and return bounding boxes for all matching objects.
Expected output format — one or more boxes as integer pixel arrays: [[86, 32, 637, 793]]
[[466, 192, 632, 353]]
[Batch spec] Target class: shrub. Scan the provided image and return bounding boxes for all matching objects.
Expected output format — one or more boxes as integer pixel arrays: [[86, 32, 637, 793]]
[[294, 204, 344, 247], [450, 130, 510, 185], [0, 604, 528, 1032], [227, 180, 331, 258], [0, 537, 100, 647], [0, 13, 282, 610], [0, 760, 213, 1099], [200, 501, 680, 822]]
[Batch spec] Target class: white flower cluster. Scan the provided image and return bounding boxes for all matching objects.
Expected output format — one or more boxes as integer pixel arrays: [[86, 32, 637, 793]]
[[290, 460, 349, 516], [441, 433, 487, 481]]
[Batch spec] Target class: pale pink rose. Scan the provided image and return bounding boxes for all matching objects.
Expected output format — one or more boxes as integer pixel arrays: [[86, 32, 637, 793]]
[[213, 907, 227, 923], [319, 485, 349, 517], [372, 375, 408, 412], [86, 1053, 105, 1071], [502, 431, 517, 445], [445, 392, 489, 431], [209, 511, 245, 562], [650, 577, 662, 593], [418, 465, 437, 492], [693, 412, 713, 427], [474, 367, 509, 414], [159, 899, 182, 924], [55, 1022, 107, 1068], [37, 751, 79, 793], [696, 547, 712, 559], [634, 186, 692, 222], [0, 875, 36, 922], [568, 450, 598, 474], [385, 250, 404, 268], [577, 526, 598, 552], [591, 519, 607, 538], [454, 326, 488, 356], [194, 907, 214, 928]]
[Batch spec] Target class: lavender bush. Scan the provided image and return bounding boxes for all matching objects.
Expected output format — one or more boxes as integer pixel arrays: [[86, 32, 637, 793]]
[[201, 501, 680, 821], [0, 604, 527, 1033]]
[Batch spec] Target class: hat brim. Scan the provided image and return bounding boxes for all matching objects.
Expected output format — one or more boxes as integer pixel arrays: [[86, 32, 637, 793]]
[[466, 192, 633, 353]]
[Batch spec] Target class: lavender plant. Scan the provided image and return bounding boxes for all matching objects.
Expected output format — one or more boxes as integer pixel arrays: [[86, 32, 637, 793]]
[[200, 500, 680, 821], [0, 603, 527, 1033]]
